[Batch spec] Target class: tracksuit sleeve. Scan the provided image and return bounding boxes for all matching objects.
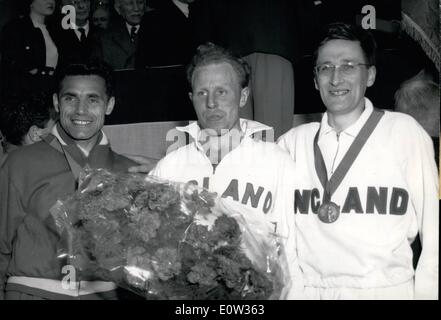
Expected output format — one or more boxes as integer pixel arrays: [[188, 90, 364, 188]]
[[274, 156, 305, 299], [0, 164, 26, 299], [400, 123, 439, 300], [398, 119, 439, 299]]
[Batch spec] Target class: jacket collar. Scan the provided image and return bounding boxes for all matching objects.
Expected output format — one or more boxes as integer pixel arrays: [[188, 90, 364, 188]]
[[49, 123, 113, 169], [176, 118, 272, 150], [319, 97, 374, 139], [51, 122, 108, 153]]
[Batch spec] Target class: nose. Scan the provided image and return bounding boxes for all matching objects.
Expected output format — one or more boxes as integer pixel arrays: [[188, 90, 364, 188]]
[[330, 67, 343, 86], [206, 93, 217, 109], [76, 99, 87, 114], [133, 2, 141, 11]]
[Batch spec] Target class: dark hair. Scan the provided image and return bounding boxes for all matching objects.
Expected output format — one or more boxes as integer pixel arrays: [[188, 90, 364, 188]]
[[21, 0, 57, 15], [20, 0, 34, 14], [55, 60, 115, 97], [313, 22, 377, 67], [186, 42, 251, 89], [0, 93, 55, 146]]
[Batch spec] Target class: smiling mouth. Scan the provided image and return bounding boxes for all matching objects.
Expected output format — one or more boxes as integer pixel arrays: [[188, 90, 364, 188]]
[[72, 120, 92, 126], [329, 90, 349, 96]]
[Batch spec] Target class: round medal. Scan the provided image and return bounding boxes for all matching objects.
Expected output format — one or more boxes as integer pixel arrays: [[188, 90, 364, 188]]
[[317, 202, 340, 223]]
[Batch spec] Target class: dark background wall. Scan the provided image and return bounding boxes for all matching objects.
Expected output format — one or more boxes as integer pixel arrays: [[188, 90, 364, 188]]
[[0, 0, 438, 122]]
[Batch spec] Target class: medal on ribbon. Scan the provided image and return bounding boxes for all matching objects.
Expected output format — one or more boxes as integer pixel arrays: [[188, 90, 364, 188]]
[[313, 109, 384, 224], [317, 202, 340, 223]]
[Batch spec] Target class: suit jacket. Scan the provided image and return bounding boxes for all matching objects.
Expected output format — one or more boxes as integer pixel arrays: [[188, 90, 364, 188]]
[[190, 0, 318, 63], [136, 0, 197, 68], [53, 22, 101, 69], [0, 15, 58, 100], [96, 18, 138, 70]]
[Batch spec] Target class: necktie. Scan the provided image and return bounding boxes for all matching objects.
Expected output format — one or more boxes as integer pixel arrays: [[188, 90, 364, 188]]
[[130, 26, 138, 42], [78, 28, 86, 42]]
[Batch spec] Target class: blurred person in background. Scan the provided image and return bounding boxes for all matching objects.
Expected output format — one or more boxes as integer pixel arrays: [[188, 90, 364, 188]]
[[0, 94, 56, 158], [55, 0, 101, 67], [0, 0, 58, 101], [92, 2, 111, 31], [136, 0, 198, 68], [394, 69, 439, 165], [96, 0, 146, 70]]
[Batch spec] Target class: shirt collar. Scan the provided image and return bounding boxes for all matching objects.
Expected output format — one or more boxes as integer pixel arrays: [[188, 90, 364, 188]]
[[176, 118, 272, 150], [126, 22, 140, 35], [172, 0, 190, 18], [76, 21, 89, 32], [319, 97, 374, 139], [81, 20, 89, 30], [74, 21, 89, 40], [30, 15, 45, 28]]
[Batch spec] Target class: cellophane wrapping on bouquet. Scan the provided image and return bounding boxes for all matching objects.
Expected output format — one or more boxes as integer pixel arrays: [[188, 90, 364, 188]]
[[50, 168, 289, 300]]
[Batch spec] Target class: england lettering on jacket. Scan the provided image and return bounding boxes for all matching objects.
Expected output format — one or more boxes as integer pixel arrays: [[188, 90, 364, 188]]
[[295, 187, 409, 215], [188, 178, 272, 213]]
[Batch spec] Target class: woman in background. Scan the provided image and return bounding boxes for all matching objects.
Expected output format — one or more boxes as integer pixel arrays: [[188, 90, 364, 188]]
[[0, 0, 58, 101]]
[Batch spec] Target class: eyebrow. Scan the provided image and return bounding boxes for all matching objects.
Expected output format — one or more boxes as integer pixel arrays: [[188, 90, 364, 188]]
[[60, 91, 102, 98], [60, 92, 77, 97], [317, 58, 358, 65]]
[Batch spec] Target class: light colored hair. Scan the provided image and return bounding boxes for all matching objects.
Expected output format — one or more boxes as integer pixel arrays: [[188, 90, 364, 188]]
[[394, 70, 440, 137]]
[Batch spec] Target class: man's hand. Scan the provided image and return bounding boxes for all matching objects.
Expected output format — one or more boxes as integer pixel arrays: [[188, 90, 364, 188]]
[[124, 154, 158, 174]]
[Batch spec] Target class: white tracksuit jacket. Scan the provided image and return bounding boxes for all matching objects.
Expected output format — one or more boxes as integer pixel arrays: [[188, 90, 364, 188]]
[[150, 119, 303, 298], [278, 98, 439, 299]]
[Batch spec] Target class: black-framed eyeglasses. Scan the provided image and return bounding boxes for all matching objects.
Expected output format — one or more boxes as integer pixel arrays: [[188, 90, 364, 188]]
[[314, 62, 370, 77]]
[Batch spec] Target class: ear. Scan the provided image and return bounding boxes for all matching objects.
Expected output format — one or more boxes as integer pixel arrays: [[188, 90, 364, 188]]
[[105, 96, 115, 115], [53, 94, 60, 113], [366, 65, 376, 87], [314, 75, 319, 91], [188, 92, 193, 101], [239, 87, 250, 108]]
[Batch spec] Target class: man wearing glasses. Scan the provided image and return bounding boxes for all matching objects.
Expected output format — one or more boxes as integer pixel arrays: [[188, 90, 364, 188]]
[[278, 22, 438, 299]]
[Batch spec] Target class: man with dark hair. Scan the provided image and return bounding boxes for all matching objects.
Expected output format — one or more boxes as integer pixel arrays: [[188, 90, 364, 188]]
[[0, 94, 56, 155], [91, 3, 111, 31], [278, 23, 438, 299], [143, 43, 304, 298], [0, 61, 137, 299]]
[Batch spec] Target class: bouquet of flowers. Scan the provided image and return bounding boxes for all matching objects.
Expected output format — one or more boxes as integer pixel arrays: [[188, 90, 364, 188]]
[[50, 168, 289, 300]]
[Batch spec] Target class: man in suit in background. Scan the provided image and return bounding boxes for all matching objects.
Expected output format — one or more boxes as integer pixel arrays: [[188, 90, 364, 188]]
[[136, 0, 197, 68], [55, 0, 100, 67], [96, 0, 146, 70]]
